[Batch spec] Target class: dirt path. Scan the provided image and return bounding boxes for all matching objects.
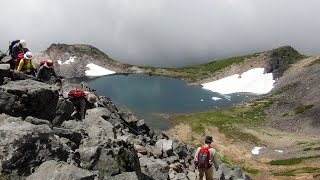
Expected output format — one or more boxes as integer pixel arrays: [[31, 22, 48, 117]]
[[165, 124, 320, 180]]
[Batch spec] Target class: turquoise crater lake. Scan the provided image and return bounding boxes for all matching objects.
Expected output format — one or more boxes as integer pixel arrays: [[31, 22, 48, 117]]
[[73, 74, 256, 130]]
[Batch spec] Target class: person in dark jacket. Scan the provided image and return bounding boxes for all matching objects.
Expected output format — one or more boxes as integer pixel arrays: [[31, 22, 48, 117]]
[[10, 40, 29, 70], [36, 59, 58, 83]]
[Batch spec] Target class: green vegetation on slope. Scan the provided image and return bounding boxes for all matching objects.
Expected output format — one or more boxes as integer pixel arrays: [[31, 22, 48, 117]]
[[172, 97, 274, 144], [140, 46, 304, 83], [273, 167, 320, 177], [269, 155, 320, 165], [140, 53, 260, 82]]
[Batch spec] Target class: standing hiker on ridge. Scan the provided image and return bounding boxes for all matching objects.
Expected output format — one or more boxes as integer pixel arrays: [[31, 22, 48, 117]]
[[194, 136, 219, 180]]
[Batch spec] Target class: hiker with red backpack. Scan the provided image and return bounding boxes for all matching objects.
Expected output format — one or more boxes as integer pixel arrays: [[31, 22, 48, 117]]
[[36, 59, 59, 83], [16, 51, 36, 76], [194, 136, 219, 180], [68, 89, 98, 120]]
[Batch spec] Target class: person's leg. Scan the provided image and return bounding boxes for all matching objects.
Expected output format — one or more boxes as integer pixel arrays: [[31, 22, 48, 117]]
[[205, 166, 214, 180], [198, 169, 205, 180]]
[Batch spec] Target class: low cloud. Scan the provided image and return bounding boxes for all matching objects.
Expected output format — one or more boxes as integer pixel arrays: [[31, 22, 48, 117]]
[[1, 0, 320, 67]]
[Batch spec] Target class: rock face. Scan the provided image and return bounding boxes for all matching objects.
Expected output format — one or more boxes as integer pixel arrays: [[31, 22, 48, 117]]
[[41, 44, 129, 79], [0, 79, 59, 120], [0, 79, 250, 180], [27, 160, 96, 180], [0, 114, 73, 177]]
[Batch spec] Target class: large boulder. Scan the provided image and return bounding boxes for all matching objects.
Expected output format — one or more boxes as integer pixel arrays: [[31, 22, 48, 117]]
[[90, 140, 141, 178], [139, 157, 169, 180], [53, 98, 74, 126], [61, 109, 116, 147], [27, 160, 96, 180], [0, 114, 73, 177], [0, 79, 59, 120]]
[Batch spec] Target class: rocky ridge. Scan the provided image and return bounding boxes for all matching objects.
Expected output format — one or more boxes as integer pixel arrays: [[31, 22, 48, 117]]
[[0, 79, 250, 180]]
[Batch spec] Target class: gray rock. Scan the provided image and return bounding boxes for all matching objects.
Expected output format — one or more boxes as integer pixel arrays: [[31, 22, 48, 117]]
[[0, 79, 59, 121], [52, 127, 82, 146], [25, 116, 52, 128], [165, 156, 179, 164], [108, 172, 139, 180], [0, 91, 16, 114], [87, 107, 111, 120], [61, 112, 116, 147], [59, 137, 78, 151], [93, 140, 141, 177], [76, 146, 101, 169], [136, 119, 150, 133], [0, 115, 71, 176], [27, 160, 96, 180], [174, 173, 187, 180], [53, 98, 74, 126], [156, 139, 173, 154], [139, 157, 169, 180], [134, 144, 148, 155], [119, 111, 139, 124], [187, 171, 197, 180]]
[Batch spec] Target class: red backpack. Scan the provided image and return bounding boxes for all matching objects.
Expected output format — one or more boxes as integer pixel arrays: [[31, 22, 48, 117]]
[[197, 146, 211, 169], [15, 53, 25, 69], [68, 89, 86, 100]]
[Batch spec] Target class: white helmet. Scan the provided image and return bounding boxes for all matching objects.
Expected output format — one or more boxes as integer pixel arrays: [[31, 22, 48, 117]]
[[19, 39, 26, 48]]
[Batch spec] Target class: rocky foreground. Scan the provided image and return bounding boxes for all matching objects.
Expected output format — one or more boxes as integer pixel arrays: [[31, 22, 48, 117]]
[[0, 79, 250, 180]]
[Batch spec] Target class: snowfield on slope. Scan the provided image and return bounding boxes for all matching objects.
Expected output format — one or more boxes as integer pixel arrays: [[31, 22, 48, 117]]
[[202, 68, 275, 94]]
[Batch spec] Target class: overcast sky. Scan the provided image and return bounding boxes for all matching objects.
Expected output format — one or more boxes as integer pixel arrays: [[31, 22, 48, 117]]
[[1, 0, 320, 67]]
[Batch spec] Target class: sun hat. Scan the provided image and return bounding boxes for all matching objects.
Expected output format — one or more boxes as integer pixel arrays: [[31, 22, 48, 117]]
[[19, 39, 26, 48], [86, 93, 97, 104], [23, 52, 34, 60], [205, 136, 213, 144], [44, 59, 54, 68]]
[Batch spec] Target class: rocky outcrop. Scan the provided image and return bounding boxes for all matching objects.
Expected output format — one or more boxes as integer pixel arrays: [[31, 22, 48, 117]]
[[264, 46, 304, 79], [26, 160, 96, 180], [0, 79, 59, 120], [0, 79, 250, 179], [39, 44, 131, 79]]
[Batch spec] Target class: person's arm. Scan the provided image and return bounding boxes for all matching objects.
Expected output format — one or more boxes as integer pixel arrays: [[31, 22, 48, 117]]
[[51, 68, 58, 78], [12, 45, 17, 59], [79, 98, 86, 120], [194, 147, 200, 162], [36, 66, 44, 79], [210, 149, 220, 170], [17, 59, 25, 72]]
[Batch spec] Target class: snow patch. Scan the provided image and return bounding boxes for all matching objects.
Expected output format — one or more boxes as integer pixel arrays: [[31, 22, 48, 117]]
[[212, 97, 222, 101], [63, 56, 75, 64], [251, 147, 262, 155], [85, 63, 115, 77], [202, 68, 275, 94], [275, 150, 283, 153]]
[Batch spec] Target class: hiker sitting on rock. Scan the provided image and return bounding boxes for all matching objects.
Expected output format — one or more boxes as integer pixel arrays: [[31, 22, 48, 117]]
[[68, 89, 98, 120], [194, 136, 219, 180], [16, 51, 36, 76], [36, 59, 59, 83]]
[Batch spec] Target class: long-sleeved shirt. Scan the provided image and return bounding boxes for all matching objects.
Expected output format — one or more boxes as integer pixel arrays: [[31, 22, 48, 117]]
[[17, 59, 35, 74], [36, 66, 58, 81], [194, 144, 220, 170]]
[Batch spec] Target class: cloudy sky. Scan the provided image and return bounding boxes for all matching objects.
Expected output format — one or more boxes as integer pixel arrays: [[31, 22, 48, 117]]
[[1, 0, 320, 67]]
